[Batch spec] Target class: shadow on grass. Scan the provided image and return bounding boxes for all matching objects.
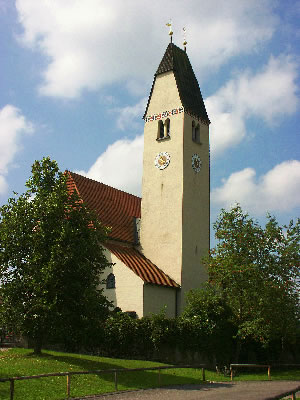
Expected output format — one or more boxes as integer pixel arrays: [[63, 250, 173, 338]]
[[0, 350, 215, 399], [47, 353, 205, 390], [0, 382, 10, 400], [17, 351, 205, 396], [40, 353, 126, 371]]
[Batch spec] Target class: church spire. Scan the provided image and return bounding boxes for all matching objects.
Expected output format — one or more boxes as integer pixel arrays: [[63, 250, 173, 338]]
[[144, 42, 210, 124]]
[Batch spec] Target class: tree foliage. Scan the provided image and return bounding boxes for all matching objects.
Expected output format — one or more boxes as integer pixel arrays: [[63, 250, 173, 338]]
[[0, 157, 111, 353], [204, 205, 300, 350], [182, 283, 235, 361]]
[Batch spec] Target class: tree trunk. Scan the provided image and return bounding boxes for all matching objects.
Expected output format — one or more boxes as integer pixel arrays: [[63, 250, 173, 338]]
[[234, 338, 242, 363], [33, 337, 42, 355]]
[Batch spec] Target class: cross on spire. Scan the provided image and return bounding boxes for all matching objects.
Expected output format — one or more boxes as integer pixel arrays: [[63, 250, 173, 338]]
[[166, 20, 173, 42], [183, 27, 187, 51]]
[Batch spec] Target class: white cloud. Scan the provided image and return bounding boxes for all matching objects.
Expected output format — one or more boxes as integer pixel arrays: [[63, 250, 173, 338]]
[[112, 97, 147, 131], [0, 175, 8, 194], [15, 0, 277, 98], [206, 54, 299, 156], [212, 160, 300, 214], [0, 105, 34, 194], [78, 135, 143, 196]]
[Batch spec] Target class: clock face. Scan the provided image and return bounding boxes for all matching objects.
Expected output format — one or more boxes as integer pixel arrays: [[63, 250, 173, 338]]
[[192, 154, 202, 173], [155, 152, 170, 170]]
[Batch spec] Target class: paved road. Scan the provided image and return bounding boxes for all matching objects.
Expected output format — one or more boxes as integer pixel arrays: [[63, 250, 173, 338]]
[[73, 381, 300, 400]]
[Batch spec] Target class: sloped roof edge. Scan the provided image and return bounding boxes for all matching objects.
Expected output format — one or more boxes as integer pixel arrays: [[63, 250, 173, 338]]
[[66, 171, 141, 244], [105, 242, 179, 288], [143, 42, 210, 124]]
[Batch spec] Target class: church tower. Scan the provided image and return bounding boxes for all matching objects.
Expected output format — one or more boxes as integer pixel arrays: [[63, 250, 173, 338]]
[[140, 42, 210, 314]]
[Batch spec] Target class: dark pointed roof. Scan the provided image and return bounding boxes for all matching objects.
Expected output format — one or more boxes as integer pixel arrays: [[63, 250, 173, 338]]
[[144, 43, 210, 124]]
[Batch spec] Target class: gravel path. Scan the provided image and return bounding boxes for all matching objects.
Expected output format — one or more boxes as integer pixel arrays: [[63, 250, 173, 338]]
[[73, 381, 300, 400]]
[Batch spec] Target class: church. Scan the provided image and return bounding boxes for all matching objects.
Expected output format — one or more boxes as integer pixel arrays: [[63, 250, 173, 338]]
[[66, 39, 210, 318]]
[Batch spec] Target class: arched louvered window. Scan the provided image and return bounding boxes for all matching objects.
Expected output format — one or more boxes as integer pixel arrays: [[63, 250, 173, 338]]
[[157, 120, 164, 139], [192, 122, 200, 143], [192, 121, 196, 141], [165, 118, 170, 137], [195, 124, 200, 143], [106, 273, 115, 289]]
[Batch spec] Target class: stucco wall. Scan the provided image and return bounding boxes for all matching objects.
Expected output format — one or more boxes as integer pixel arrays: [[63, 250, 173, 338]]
[[140, 71, 184, 286], [143, 284, 177, 317], [100, 246, 144, 318], [180, 113, 209, 311], [140, 71, 210, 314]]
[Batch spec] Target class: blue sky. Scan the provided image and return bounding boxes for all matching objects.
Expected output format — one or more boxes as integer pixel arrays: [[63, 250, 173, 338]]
[[0, 0, 299, 239]]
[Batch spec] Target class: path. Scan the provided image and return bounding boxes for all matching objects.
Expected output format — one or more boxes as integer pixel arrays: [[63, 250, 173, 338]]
[[73, 381, 300, 400]]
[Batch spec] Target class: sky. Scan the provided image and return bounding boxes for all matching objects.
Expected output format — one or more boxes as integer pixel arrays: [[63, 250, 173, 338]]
[[0, 0, 300, 241]]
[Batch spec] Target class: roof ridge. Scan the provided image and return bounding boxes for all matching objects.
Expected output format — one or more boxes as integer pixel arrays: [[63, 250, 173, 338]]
[[155, 42, 185, 76], [68, 171, 141, 200], [65, 170, 81, 198], [143, 42, 210, 123]]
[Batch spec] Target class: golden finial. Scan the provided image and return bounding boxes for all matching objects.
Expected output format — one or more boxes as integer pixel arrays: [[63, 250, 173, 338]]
[[166, 20, 173, 42], [183, 27, 187, 51]]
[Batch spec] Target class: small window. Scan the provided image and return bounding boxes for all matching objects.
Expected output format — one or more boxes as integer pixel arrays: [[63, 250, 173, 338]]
[[125, 311, 138, 319], [192, 122, 200, 143], [192, 121, 196, 141], [165, 118, 170, 137], [195, 124, 200, 143], [157, 119, 170, 141], [157, 120, 164, 139], [106, 273, 115, 289]]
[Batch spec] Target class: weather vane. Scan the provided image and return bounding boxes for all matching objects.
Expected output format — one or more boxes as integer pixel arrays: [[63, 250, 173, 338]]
[[166, 20, 173, 42], [183, 27, 187, 51]]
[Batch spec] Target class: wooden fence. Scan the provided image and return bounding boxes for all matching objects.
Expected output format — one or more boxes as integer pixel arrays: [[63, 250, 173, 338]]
[[230, 363, 271, 381], [0, 364, 206, 400]]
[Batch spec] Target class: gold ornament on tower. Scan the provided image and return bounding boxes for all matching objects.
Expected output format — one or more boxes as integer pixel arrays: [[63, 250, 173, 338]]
[[183, 27, 187, 51], [166, 20, 173, 42]]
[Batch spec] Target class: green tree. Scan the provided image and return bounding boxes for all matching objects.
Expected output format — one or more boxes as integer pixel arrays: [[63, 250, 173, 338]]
[[0, 157, 111, 354], [191, 205, 299, 361], [181, 283, 235, 363]]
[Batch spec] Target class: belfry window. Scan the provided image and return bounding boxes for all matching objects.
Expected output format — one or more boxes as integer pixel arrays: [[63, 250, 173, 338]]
[[192, 121, 200, 143], [164, 118, 170, 137], [157, 119, 170, 141], [192, 121, 196, 141], [195, 124, 200, 143], [106, 273, 115, 289], [157, 120, 164, 139]]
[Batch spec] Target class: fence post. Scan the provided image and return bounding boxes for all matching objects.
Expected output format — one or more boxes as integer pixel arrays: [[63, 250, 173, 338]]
[[67, 374, 71, 398], [114, 371, 118, 391], [230, 367, 233, 381], [10, 379, 14, 400], [202, 368, 205, 381], [268, 366, 271, 380]]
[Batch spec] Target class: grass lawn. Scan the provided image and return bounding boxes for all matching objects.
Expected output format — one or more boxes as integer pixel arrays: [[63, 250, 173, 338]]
[[0, 348, 299, 400]]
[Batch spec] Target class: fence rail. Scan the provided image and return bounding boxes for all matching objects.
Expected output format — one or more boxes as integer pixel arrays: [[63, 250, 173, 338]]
[[230, 363, 271, 381], [0, 364, 206, 400]]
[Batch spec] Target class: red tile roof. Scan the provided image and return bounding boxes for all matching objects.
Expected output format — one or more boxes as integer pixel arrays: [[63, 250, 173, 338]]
[[66, 172, 179, 288], [66, 171, 141, 244], [105, 242, 179, 288]]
